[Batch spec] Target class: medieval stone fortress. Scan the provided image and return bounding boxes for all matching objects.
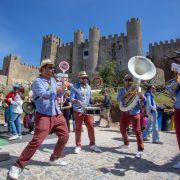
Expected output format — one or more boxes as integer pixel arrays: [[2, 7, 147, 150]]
[[41, 18, 143, 75], [0, 18, 180, 87]]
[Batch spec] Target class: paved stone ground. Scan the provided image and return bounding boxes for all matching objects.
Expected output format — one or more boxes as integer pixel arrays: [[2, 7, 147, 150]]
[[0, 118, 179, 180]]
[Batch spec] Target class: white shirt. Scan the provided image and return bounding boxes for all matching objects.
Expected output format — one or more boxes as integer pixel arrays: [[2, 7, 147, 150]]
[[11, 94, 23, 114]]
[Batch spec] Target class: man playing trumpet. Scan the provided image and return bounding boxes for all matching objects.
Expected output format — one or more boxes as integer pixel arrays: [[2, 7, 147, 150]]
[[9, 59, 71, 179]]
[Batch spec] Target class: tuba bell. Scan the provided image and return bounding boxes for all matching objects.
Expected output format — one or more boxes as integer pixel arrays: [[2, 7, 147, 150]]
[[119, 56, 156, 112]]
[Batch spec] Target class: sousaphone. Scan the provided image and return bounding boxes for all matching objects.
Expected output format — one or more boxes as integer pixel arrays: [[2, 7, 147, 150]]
[[119, 56, 156, 112]]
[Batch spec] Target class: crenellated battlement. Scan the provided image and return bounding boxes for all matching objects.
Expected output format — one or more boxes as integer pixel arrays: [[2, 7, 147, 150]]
[[100, 33, 124, 41], [101, 36, 106, 40], [84, 39, 89, 43], [74, 29, 83, 34], [3, 54, 38, 70], [120, 33, 125, 37], [20, 63, 38, 69], [4, 54, 20, 60], [43, 34, 60, 40], [89, 26, 100, 31], [61, 42, 73, 47], [149, 38, 180, 47], [127, 17, 140, 23]]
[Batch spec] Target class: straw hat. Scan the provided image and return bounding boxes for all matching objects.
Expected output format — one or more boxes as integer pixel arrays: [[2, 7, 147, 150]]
[[78, 71, 88, 78], [39, 59, 53, 72]]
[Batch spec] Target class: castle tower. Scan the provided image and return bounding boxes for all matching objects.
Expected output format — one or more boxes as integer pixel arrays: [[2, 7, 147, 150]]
[[72, 30, 84, 74], [40, 34, 61, 65], [88, 27, 100, 72], [127, 18, 143, 58], [2, 54, 21, 85]]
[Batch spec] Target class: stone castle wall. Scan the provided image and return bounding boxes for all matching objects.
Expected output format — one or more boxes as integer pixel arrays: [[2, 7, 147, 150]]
[[98, 33, 128, 71], [0, 75, 7, 86], [56, 43, 73, 73], [0, 55, 39, 87], [148, 39, 180, 81]]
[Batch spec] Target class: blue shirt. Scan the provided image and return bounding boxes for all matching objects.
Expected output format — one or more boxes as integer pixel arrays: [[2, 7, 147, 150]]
[[174, 83, 180, 109], [70, 82, 92, 112], [144, 91, 157, 114], [168, 81, 180, 109], [117, 87, 141, 115], [32, 76, 62, 116]]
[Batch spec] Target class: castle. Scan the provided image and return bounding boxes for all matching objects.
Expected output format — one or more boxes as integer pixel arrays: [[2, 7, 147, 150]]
[[0, 17, 180, 87], [40, 18, 143, 75]]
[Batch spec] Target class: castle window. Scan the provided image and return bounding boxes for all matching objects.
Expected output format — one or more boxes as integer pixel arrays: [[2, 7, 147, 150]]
[[112, 43, 116, 48], [84, 51, 89, 56]]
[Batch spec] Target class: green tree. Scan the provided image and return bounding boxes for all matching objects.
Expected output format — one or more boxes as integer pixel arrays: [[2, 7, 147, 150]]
[[98, 61, 117, 87]]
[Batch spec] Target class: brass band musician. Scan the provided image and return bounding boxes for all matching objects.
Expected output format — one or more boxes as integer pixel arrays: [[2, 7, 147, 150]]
[[117, 74, 145, 159], [169, 66, 180, 169]]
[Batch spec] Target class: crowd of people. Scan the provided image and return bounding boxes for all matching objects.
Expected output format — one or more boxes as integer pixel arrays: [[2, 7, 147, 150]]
[[0, 85, 24, 140], [0, 58, 179, 179]]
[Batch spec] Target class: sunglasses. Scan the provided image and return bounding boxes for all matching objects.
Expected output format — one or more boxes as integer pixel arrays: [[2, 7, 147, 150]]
[[124, 78, 132, 82], [81, 77, 88, 80], [48, 66, 54, 70]]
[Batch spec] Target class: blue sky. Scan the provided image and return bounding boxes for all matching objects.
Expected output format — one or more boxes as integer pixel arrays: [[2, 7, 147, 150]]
[[0, 0, 180, 68]]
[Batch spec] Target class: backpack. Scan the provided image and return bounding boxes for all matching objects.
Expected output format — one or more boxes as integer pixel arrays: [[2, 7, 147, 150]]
[[23, 114, 34, 129], [103, 95, 112, 108]]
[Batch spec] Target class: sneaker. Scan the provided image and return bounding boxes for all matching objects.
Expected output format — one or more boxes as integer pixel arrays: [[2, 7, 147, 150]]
[[143, 138, 150, 141], [135, 151, 143, 159], [95, 121, 100, 126], [49, 159, 67, 166], [9, 165, 22, 179], [9, 135, 19, 140], [74, 146, 81, 154], [30, 131, 34, 135], [18, 135, 22, 139], [105, 125, 111, 128], [4, 123, 7, 127], [89, 145, 102, 153], [172, 161, 180, 169], [118, 144, 130, 150]]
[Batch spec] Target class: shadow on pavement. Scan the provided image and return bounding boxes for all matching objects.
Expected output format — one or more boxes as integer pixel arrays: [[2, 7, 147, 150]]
[[162, 131, 176, 134], [38, 144, 136, 157], [112, 137, 137, 143], [0, 155, 51, 170], [99, 129, 120, 133], [99, 154, 180, 176], [39, 144, 180, 176]]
